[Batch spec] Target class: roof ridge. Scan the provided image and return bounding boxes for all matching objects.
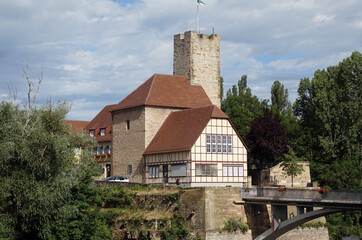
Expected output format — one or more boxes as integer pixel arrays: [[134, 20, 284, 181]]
[[144, 74, 157, 104]]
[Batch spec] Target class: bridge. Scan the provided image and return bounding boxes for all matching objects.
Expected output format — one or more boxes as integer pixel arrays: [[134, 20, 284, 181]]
[[234, 187, 362, 240]]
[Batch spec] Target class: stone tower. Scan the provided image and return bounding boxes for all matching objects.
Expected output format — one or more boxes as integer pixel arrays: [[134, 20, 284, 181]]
[[173, 31, 221, 108]]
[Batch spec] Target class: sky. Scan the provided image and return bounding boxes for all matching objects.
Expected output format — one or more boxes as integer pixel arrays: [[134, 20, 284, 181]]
[[0, 0, 361, 121]]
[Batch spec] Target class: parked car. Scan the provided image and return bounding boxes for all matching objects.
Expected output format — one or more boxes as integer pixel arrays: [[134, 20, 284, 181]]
[[104, 176, 129, 182]]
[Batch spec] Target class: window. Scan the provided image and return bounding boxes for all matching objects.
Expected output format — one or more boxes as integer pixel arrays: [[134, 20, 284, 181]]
[[171, 165, 186, 177], [196, 164, 217, 176], [206, 134, 233, 154], [222, 165, 244, 177], [128, 165, 132, 174], [126, 120, 130, 130], [149, 166, 159, 178], [217, 135, 222, 153], [100, 128, 106, 136], [212, 135, 216, 153], [103, 145, 107, 154], [222, 136, 227, 153], [89, 130, 95, 137], [228, 136, 232, 153], [97, 146, 101, 155], [206, 135, 211, 153], [109, 145, 112, 153]]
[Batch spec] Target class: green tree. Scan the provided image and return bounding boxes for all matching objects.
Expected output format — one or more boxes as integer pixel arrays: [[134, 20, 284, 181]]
[[294, 51, 362, 190], [280, 146, 304, 187], [271, 80, 291, 114], [294, 51, 361, 240], [0, 69, 110, 239], [222, 75, 267, 139]]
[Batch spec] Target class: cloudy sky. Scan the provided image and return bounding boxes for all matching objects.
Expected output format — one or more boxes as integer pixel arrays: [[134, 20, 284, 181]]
[[1, 0, 361, 120]]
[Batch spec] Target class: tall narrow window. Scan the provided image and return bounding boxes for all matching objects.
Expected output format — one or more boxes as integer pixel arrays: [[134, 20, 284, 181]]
[[97, 146, 101, 155], [126, 120, 130, 130], [109, 145, 112, 153], [103, 145, 107, 154], [217, 135, 222, 153], [212, 135, 216, 153], [228, 135, 232, 153], [206, 135, 211, 153], [222, 136, 227, 153], [128, 164, 132, 174]]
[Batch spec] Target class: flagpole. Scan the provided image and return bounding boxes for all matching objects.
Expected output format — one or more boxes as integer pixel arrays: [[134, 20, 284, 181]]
[[197, 3, 199, 33]]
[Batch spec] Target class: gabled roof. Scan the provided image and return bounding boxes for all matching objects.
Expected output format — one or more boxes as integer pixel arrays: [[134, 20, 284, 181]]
[[111, 74, 212, 112], [63, 120, 89, 133], [86, 104, 116, 142], [144, 105, 229, 155]]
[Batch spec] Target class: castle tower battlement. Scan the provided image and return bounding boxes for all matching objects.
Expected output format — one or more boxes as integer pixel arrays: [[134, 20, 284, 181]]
[[173, 31, 221, 108]]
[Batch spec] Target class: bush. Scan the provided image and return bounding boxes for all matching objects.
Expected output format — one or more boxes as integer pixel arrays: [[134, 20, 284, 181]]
[[223, 218, 248, 233]]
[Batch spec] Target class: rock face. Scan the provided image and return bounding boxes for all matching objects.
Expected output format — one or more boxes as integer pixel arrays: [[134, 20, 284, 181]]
[[109, 186, 329, 240]]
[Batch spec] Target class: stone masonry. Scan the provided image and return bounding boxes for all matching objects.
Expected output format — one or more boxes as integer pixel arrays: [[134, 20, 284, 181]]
[[112, 107, 146, 183], [112, 106, 181, 183], [173, 31, 221, 108]]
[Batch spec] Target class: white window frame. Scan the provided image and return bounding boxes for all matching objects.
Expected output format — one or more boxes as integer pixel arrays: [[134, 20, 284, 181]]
[[217, 135, 222, 153], [206, 134, 233, 154], [103, 145, 107, 154], [206, 135, 211, 153], [228, 135, 232, 153], [100, 128, 106, 136], [223, 165, 244, 177], [149, 166, 159, 178], [212, 135, 216, 153], [89, 130, 95, 137]]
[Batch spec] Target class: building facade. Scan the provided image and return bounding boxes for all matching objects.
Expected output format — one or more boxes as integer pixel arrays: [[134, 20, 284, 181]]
[[143, 106, 248, 187], [67, 31, 249, 186]]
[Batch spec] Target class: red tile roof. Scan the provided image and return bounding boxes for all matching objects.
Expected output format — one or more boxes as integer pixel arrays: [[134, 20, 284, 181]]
[[63, 120, 89, 133], [86, 104, 116, 142], [144, 105, 230, 155], [111, 74, 212, 112]]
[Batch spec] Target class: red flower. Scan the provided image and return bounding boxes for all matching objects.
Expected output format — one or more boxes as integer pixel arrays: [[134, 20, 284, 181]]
[[278, 186, 286, 192], [318, 188, 330, 194], [107, 153, 111, 157]]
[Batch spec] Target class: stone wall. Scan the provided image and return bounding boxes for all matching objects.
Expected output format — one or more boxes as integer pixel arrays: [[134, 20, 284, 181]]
[[145, 107, 181, 147], [277, 227, 329, 240], [179, 187, 253, 240], [179, 187, 329, 240], [260, 162, 311, 187], [112, 107, 146, 183], [173, 31, 221, 108]]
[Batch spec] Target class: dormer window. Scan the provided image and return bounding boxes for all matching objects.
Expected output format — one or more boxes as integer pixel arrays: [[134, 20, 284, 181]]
[[89, 130, 95, 137], [100, 128, 106, 136]]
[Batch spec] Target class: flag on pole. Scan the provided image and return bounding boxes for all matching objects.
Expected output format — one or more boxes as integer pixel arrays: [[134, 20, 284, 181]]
[[197, 0, 205, 6]]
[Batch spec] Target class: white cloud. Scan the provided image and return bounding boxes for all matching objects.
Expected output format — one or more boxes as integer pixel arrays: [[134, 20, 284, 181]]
[[313, 14, 335, 23], [0, 0, 361, 120]]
